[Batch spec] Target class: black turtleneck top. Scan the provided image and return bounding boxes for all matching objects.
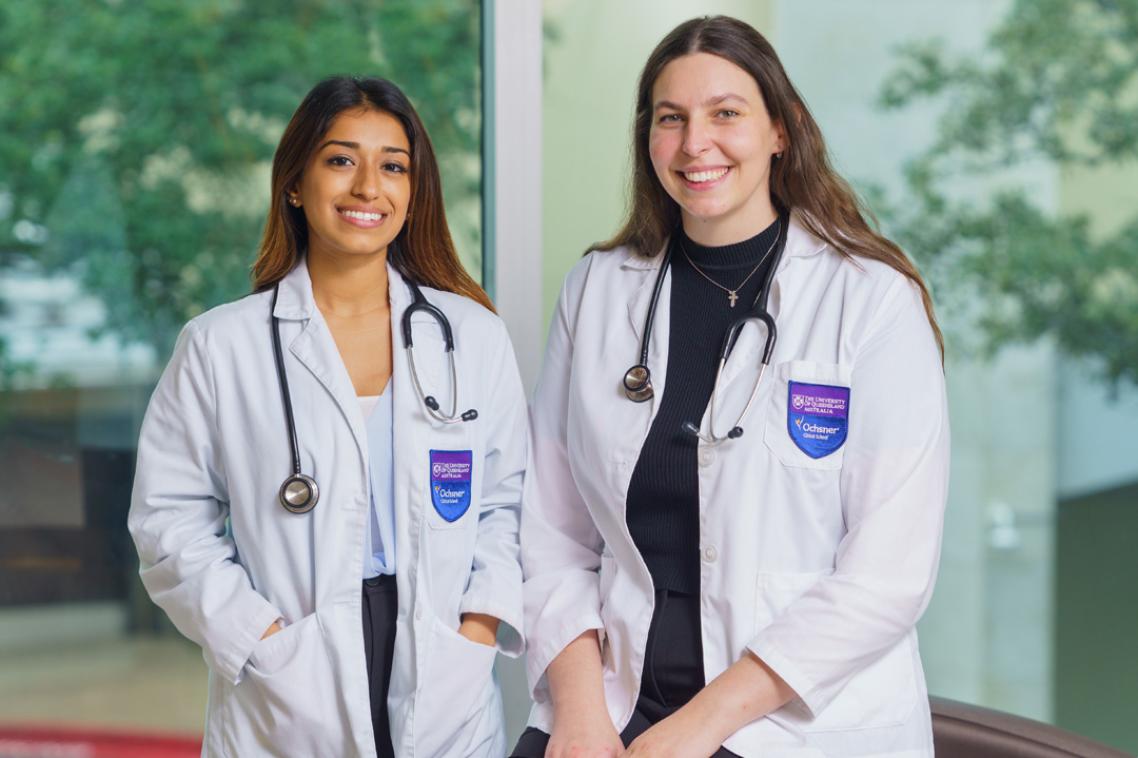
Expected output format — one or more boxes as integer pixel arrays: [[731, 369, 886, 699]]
[[625, 217, 781, 593]]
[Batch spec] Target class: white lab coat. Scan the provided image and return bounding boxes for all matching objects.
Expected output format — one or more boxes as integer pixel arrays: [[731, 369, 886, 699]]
[[522, 213, 949, 757], [129, 261, 527, 758]]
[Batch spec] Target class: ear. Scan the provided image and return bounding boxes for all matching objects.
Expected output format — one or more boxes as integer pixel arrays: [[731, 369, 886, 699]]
[[774, 119, 790, 155], [286, 185, 301, 207], [780, 101, 808, 153]]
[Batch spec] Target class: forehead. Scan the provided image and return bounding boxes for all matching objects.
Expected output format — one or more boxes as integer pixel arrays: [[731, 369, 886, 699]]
[[652, 52, 762, 106], [320, 107, 410, 150]]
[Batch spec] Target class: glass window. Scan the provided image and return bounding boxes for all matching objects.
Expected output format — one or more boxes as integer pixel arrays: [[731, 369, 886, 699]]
[[0, 0, 482, 747], [541, 1, 1137, 753]]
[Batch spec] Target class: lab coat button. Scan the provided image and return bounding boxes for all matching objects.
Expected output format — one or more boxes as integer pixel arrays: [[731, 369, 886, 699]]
[[702, 545, 718, 563], [698, 448, 715, 467], [414, 607, 423, 621]]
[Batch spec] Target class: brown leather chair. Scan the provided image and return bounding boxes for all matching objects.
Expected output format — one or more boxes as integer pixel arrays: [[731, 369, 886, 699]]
[[931, 697, 1133, 757]]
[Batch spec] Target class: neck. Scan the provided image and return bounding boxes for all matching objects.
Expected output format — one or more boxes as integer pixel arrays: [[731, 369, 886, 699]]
[[307, 248, 390, 318], [682, 194, 778, 247]]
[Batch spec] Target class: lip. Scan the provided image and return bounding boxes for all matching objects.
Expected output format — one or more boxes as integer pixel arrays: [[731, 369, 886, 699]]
[[337, 206, 388, 229], [677, 166, 731, 191]]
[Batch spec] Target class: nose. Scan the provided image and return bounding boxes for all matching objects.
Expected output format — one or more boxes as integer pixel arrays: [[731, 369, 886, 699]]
[[351, 162, 380, 201], [681, 118, 711, 157]]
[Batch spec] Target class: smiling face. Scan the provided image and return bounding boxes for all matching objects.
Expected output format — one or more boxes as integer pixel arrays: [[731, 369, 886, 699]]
[[290, 107, 412, 262], [648, 52, 786, 245]]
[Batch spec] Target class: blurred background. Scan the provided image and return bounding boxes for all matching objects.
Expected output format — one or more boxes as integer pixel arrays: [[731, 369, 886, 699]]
[[1, 0, 1135, 755]]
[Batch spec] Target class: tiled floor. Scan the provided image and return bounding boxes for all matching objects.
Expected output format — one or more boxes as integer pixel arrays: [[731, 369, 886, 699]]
[[0, 635, 206, 735]]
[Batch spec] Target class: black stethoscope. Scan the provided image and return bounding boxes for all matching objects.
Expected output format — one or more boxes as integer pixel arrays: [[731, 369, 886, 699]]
[[622, 213, 788, 446], [271, 278, 477, 513]]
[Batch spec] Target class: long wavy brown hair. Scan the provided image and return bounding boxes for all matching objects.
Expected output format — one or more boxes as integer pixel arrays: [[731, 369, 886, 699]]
[[251, 76, 493, 312], [598, 16, 942, 357]]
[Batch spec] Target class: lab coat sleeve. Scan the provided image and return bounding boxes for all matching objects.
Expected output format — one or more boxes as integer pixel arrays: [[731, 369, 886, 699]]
[[459, 317, 527, 656], [746, 274, 950, 718], [128, 321, 282, 685], [520, 275, 606, 701]]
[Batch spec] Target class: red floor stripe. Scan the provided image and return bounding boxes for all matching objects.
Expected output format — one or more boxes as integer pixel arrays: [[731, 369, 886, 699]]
[[0, 725, 201, 758]]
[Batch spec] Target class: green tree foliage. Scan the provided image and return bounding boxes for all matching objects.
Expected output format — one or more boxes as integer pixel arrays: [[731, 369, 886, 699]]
[[878, 0, 1138, 385], [0, 0, 481, 359]]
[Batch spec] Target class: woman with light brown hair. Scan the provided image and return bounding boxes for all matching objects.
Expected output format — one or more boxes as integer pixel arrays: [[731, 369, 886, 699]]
[[130, 76, 526, 757], [515, 16, 948, 758]]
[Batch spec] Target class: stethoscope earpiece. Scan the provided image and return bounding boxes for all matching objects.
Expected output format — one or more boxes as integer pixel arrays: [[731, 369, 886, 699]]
[[682, 421, 743, 439]]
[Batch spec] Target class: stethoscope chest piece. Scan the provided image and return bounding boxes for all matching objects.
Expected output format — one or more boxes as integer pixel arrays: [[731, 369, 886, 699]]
[[279, 473, 319, 514], [623, 364, 654, 402]]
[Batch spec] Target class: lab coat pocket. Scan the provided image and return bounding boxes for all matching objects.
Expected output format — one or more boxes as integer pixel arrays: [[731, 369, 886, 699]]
[[596, 553, 616, 653], [763, 361, 851, 471], [598, 552, 616, 606], [755, 572, 918, 733], [228, 612, 343, 755], [754, 570, 828, 631], [414, 616, 500, 756]]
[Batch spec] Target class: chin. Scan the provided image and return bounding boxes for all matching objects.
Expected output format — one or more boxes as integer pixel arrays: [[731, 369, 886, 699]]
[[318, 243, 391, 259], [681, 203, 731, 222]]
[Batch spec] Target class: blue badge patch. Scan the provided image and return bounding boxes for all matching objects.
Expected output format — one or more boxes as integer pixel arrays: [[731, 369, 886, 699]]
[[429, 449, 473, 522], [787, 381, 850, 459]]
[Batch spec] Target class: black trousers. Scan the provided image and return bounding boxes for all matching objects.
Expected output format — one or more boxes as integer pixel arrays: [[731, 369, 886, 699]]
[[510, 590, 741, 758], [363, 574, 398, 758]]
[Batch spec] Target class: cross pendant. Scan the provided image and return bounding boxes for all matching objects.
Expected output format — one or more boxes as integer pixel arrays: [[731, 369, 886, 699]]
[[728, 290, 738, 308]]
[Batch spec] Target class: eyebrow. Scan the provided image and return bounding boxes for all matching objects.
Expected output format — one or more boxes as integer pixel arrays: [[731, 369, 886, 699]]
[[317, 139, 410, 157], [653, 93, 749, 111]]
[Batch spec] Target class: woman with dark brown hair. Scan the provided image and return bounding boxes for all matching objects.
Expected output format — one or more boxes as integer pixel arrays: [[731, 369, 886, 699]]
[[129, 76, 526, 757], [516, 16, 948, 758]]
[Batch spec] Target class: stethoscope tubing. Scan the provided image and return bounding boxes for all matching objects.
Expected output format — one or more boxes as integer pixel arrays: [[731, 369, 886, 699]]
[[271, 285, 320, 513], [405, 344, 466, 425], [631, 213, 789, 445], [402, 280, 476, 425], [270, 275, 475, 513], [269, 286, 302, 478], [687, 309, 778, 445]]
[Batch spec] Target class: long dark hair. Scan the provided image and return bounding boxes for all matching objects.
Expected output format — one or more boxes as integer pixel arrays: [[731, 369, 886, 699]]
[[597, 16, 942, 356], [251, 76, 492, 311]]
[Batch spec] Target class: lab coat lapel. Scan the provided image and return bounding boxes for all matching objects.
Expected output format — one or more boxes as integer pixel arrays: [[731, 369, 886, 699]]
[[387, 265, 420, 581], [716, 214, 818, 388], [624, 252, 661, 344], [387, 265, 424, 443], [623, 246, 671, 409], [387, 266, 469, 571], [273, 260, 367, 461]]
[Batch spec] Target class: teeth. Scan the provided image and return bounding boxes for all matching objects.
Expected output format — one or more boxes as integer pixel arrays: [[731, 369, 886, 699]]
[[683, 168, 729, 183], [342, 210, 383, 221]]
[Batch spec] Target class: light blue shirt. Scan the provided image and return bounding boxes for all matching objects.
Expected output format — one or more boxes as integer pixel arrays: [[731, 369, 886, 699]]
[[362, 385, 396, 578]]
